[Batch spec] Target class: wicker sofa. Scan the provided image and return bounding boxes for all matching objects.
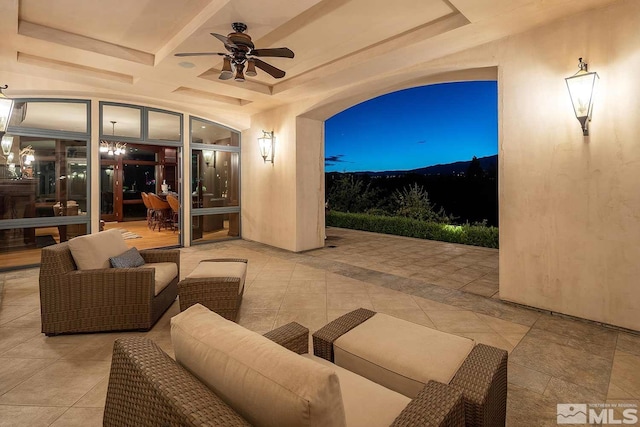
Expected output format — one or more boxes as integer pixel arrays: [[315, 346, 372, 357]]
[[39, 230, 179, 335], [104, 304, 467, 427]]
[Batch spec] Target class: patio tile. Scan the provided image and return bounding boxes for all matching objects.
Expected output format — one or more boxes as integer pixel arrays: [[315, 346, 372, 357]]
[[609, 351, 640, 398], [74, 377, 109, 408], [458, 332, 514, 352], [0, 359, 110, 406], [280, 293, 326, 311], [286, 280, 327, 294], [0, 405, 67, 427], [617, 332, 640, 357], [427, 310, 493, 333], [241, 292, 285, 310], [0, 357, 53, 395], [246, 280, 290, 293], [237, 308, 278, 332], [413, 295, 461, 312], [274, 309, 328, 333], [326, 293, 373, 311], [50, 407, 104, 427], [509, 333, 611, 393], [368, 292, 420, 311], [460, 279, 498, 297], [0, 326, 41, 353], [377, 308, 435, 328], [506, 384, 558, 427], [507, 362, 551, 394], [1, 335, 77, 360]]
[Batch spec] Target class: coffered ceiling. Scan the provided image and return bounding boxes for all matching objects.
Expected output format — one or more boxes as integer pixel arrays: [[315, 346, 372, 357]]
[[0, 0, 618, 129]]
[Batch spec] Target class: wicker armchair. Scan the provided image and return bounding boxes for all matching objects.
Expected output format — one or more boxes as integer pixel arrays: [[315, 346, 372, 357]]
[[104, 323, 466, 427], [39, 241, 179, 335]]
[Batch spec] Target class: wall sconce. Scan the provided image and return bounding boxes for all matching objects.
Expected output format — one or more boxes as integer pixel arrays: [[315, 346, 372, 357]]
[[1, 135, 13, 155], [258, 130, 274, 163], [19, 145, 35, 170], [203, 150, 216, 167], [565, 58, 599, 136], [0, 85, 15, 139]]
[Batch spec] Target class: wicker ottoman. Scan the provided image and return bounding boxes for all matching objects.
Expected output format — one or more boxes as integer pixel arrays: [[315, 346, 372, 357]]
[[178, 258, 247, 321], [313, 308, 508, 427]]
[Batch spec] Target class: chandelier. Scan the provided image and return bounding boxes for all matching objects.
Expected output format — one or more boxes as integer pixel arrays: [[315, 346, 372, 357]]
[[100, 120, 127, 156]]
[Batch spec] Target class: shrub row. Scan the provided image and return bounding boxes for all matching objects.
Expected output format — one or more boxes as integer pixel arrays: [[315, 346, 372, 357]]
[[326, 211, 499, 249]]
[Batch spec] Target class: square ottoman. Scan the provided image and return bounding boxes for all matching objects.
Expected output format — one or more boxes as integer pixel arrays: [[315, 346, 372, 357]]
[[178, 258, 247, 321], [313, 308, 508, 427]]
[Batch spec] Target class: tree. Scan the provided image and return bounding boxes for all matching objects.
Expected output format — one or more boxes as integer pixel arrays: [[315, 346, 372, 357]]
[[327, 174, 377, 213], [392, 183, 453, 223], [466, 156, 484, 179]]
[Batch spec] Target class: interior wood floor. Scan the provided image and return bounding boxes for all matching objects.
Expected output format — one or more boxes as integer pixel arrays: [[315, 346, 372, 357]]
[[0, 219, 234, 269]]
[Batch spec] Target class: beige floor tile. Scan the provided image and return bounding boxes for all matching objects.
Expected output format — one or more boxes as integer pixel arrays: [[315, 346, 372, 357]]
[[241, 291, 285, 310], [274, 309, 328, 333], [461, 279, 498, 297], [50, 407, 104, 427], [286, 280, 327, 294], [368, 292, 420, 310], [326, 280, 369, 294], [326, 293, 373, 311], [0, 405, 68, 427], [1, 335, 77, 359], [0, 357, 53, 395], [74, 377, 109, 408], [377, 309, 436, 328], [252, 271, 293, 281], [290, 271, 326, 280], [245, 279, 290, 293], [607, 382, 635, 400], [427, 310, 493, 333], [459, 332, 514, 352], [475, 313, 531, 336], [617, 332, 640, 357], [0, 326, 41, 353], [413, 296, 461, 312], [1, 289, 41, 306], [327, 309, 354, 323], [237, 308, 278, 332], [279, 293, 327, 311], [507, 362, 551, 394], [1, 309, 42, 329], [431, 276, 466, 290], [0, 306, 40, 326], [0, 359, 110, 406], [609, 351, 640, 398]]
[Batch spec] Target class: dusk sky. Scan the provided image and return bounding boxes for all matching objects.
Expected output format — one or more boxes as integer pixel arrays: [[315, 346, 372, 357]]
[[325, 81, 498, 173]]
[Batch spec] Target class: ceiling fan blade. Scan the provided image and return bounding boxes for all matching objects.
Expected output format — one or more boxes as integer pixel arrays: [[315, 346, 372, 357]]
[[174, 52, 225, 57], [251, 48, 294, 58], [252, 58, 286, 79], [211, 32, 238, 49]]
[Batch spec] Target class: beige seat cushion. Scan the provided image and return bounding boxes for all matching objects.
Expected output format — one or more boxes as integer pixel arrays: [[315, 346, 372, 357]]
[[142, 262, 178, 295], [68, 229, 128, 270], [334, 313, 475, 398], [186, 261, 247, 294], [302, 354, 410, 427], [171, 304, 347, 427]]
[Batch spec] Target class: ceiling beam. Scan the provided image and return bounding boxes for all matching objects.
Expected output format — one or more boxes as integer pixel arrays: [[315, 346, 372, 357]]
[[18, 21, 155, 66], [154, 0, 231, 65]]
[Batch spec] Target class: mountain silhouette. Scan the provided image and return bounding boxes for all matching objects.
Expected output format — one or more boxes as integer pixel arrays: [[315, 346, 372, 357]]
[[352, 154, 498, 177]]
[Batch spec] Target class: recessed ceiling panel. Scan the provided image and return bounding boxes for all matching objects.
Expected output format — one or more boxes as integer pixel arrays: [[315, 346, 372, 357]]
[[20, 0, 212, 52]]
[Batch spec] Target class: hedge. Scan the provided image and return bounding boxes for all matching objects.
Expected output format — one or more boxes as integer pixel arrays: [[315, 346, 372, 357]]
[[326, 211, 499, 249]]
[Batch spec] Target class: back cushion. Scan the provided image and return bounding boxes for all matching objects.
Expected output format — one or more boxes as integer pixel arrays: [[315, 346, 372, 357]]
[[68, 229, 128, 270], [171, 304, 347, 427]]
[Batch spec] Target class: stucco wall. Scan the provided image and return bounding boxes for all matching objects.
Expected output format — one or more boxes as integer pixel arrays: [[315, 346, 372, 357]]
[[498, 0, 640, 331], [242, 105, 324, 252]]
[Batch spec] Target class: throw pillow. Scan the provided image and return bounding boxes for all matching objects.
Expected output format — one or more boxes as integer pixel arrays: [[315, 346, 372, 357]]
[[110, 247, 145, 268]]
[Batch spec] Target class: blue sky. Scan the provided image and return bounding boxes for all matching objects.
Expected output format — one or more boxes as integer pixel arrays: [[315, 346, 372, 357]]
[[325, 81, 498, 172]]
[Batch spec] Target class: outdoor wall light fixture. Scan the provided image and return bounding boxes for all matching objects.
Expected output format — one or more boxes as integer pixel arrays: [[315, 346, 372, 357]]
[[258, 130, 275, 163], [0, 85, 15, 140], [565, 58, 599, 136]]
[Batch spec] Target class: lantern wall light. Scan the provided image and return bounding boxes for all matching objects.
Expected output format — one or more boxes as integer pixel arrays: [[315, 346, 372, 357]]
[[1, 135, 13, 156], [565, 58, 599, 136], [258, 130, 275, 164], [0, 84, 15, 139], [203, 149, 216, 168]]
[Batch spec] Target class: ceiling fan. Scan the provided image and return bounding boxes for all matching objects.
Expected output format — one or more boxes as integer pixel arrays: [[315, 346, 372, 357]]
[[175, 22, 294, 82]]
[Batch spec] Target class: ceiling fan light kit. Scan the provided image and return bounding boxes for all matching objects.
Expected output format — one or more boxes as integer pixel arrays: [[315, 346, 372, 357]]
[[175, 22, 294, 82]]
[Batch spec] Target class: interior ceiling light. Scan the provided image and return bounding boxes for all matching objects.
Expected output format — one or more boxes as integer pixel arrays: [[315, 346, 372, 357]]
[[178, 61, 196, 69], [174, 22, 294, 81], [100, 121, 127, 156]]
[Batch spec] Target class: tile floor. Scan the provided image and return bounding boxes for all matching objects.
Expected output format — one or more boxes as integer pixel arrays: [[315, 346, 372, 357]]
[[0, 230, 638, 426]]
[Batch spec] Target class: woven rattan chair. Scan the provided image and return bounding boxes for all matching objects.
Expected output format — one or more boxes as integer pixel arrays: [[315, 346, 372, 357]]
[[166, 193, 180, 232], [104, 323, 466, 427], [313, 308, 508, 427], [140, 192, 155, 229], [147, 192, 171, 231], [39, 241, 180, 335]]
